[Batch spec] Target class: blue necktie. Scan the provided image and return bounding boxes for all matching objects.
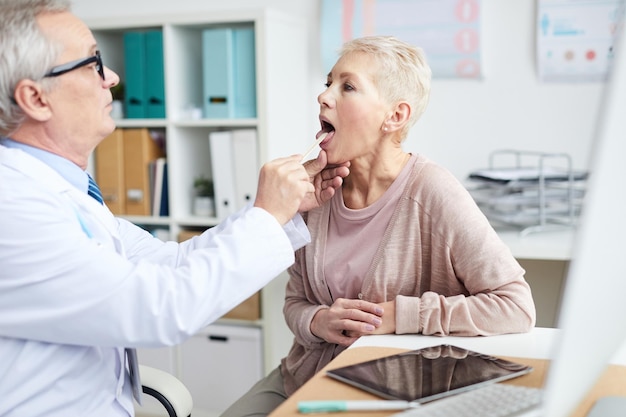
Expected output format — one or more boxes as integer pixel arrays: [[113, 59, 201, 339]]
[[87, 174, 104, 205]]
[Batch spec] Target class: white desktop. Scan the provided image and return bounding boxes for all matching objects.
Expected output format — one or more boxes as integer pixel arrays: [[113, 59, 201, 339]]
[[351, 328, 626, 367]]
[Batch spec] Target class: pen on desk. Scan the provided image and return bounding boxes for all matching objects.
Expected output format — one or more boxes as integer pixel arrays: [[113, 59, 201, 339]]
[[297, 400, 419, 413], [300, 132, 328, 163]]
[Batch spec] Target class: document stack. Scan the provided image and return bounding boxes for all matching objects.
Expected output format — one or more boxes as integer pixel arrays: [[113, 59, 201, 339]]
[[466, 150, 587, 235]]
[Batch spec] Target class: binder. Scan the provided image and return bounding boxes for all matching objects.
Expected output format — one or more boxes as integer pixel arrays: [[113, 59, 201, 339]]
[[202, 28, 234, 118], [159, 161, 169, 216], [177, 229, 204, 242], [208, 130, 237, 220], [231, 129, 258, 209], [202, 25, 256, 119], [123, 128, 165, 215], [151, 157, 168, 217], [222, 291, 260, 320], [232, 27, 257, 118], [95, 129, 126, 214], [145, 30, 166, 118], [123, 32, 146, 118]]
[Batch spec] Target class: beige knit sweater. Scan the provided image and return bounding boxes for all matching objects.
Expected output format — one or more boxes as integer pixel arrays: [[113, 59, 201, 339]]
[[281, 154, 536, 395]]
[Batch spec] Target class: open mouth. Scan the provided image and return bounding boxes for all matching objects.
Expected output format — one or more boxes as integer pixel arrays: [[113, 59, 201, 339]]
[[317, 120, 335, 144], [320, 120, 335, 135]]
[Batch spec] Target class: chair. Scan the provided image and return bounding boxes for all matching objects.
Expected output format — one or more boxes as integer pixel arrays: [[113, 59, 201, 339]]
[[140, 365, 193, 417]]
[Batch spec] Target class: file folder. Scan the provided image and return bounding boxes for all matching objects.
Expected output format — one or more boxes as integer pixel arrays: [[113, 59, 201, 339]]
[[95, 128, 126, 215], [202, 25, 256, 119], [123, 32, 146, 118], [202, 28, 234, 118], [150, 157, 168, 217], [123, 128, 165, 215], [231, 129, 258, 209], [232, 27, 257, 118], [159, 161, 169, 216], [209, 130, 237, 220], [145, 30, 166, 118]]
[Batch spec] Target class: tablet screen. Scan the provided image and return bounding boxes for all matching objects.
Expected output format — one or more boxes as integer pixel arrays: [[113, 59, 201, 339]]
[[326, 344, 533, 403]]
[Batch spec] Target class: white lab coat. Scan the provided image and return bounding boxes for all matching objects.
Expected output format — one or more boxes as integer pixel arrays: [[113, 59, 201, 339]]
[[0, 144, 309, 416]]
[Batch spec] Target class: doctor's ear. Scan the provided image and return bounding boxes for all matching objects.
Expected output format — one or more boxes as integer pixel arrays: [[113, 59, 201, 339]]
[[13, 79, 53, 122]]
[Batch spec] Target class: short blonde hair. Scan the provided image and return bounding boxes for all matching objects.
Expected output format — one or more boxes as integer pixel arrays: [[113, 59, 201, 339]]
[[339, 35, 432, 138]]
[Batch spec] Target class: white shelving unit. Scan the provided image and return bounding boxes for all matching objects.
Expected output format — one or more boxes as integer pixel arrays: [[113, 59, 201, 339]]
[[88, 10, 308, 417]]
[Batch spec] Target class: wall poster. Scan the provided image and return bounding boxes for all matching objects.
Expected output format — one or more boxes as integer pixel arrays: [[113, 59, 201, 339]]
[[320, 0, 482, 79], [537, 0, 625, 82]]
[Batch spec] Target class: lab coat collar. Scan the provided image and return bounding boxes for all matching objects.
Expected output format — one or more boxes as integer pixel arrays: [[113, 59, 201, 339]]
[[0, 144, 122, 245]]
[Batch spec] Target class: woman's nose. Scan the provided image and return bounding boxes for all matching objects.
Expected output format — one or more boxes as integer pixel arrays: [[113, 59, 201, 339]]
[[318, 90, 332, 107]]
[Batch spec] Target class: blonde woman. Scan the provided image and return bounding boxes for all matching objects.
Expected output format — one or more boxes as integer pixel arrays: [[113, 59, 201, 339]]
[[221, 35, 535, 417]]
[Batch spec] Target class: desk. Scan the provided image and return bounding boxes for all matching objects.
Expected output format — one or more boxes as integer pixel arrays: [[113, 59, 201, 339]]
[[496, 227, 575, 327], [270, 328, 626, 417], [496, 227, 575, 261]]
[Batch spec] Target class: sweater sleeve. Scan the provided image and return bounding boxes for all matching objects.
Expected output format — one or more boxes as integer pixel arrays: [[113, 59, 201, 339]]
[[394, 162, 536, 336]]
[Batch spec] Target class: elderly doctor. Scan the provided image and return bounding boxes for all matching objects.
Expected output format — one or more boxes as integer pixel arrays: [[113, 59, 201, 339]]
[[0, 0, 349, 416]]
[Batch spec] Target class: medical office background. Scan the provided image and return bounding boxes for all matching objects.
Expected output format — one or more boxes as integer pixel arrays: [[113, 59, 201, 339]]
[[71, 0, 616, 416], [74, 0, 607, 181]]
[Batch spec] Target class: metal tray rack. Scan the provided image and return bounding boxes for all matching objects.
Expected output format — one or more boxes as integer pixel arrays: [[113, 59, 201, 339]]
[[467, 150, 587, 235]]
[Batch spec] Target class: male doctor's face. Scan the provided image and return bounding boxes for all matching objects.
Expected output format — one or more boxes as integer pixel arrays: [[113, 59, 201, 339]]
[[37, 11, 119, 167]]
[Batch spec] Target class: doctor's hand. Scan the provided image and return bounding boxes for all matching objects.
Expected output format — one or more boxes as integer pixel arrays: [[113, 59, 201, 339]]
[[299, 150, 350, 213], [310, 298, 384, 347], [254, 155, 314, 225]]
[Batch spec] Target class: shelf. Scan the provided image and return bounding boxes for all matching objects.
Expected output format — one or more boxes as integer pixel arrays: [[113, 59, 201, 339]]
[[172, 118, 258, 128], [495, 226, 575, 261], [120, 215, 172, 226], [113, 118, 168, 128]]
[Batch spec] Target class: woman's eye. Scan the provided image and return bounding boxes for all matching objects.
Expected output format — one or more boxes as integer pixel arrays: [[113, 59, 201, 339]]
[[324, 82, 331, 88], [343, 83, 354, 91]]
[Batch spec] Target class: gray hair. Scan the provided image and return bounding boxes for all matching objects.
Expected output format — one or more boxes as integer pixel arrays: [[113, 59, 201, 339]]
[[339, 35, 432, 138], [0, 0, 71, 136]]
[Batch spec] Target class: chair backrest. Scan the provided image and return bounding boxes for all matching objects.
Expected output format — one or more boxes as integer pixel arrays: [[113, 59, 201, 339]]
[[140, 365, 193, 417]]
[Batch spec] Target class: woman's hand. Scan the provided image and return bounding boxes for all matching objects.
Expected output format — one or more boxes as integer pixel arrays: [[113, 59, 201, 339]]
[[310, 298, 384, 347]]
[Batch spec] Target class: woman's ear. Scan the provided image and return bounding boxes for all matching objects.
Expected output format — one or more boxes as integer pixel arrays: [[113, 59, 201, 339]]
[[383, 101, 411, 133], [13, 79, 53, 122]]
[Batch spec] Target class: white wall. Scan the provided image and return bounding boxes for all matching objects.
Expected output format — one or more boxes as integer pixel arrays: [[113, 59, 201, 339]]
[[407, 0, 603, 180], [73, 0, 604, 180]]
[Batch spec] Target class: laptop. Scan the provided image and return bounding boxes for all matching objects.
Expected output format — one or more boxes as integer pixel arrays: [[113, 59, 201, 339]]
[[389, 10, 626, 417]]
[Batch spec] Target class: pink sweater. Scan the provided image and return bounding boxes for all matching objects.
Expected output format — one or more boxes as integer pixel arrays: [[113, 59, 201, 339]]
[[281, 154, 536, 395]]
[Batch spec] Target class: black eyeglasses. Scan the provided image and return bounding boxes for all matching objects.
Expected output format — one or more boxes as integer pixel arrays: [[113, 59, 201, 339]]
[[44, 50, 105, 80]]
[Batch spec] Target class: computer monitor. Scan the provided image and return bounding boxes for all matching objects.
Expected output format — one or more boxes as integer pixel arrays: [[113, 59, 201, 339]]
[[541, 10, 626, 417]]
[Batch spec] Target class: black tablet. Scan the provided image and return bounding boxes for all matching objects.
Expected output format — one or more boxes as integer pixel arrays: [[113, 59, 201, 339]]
[[326, 344, 533, 403]]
